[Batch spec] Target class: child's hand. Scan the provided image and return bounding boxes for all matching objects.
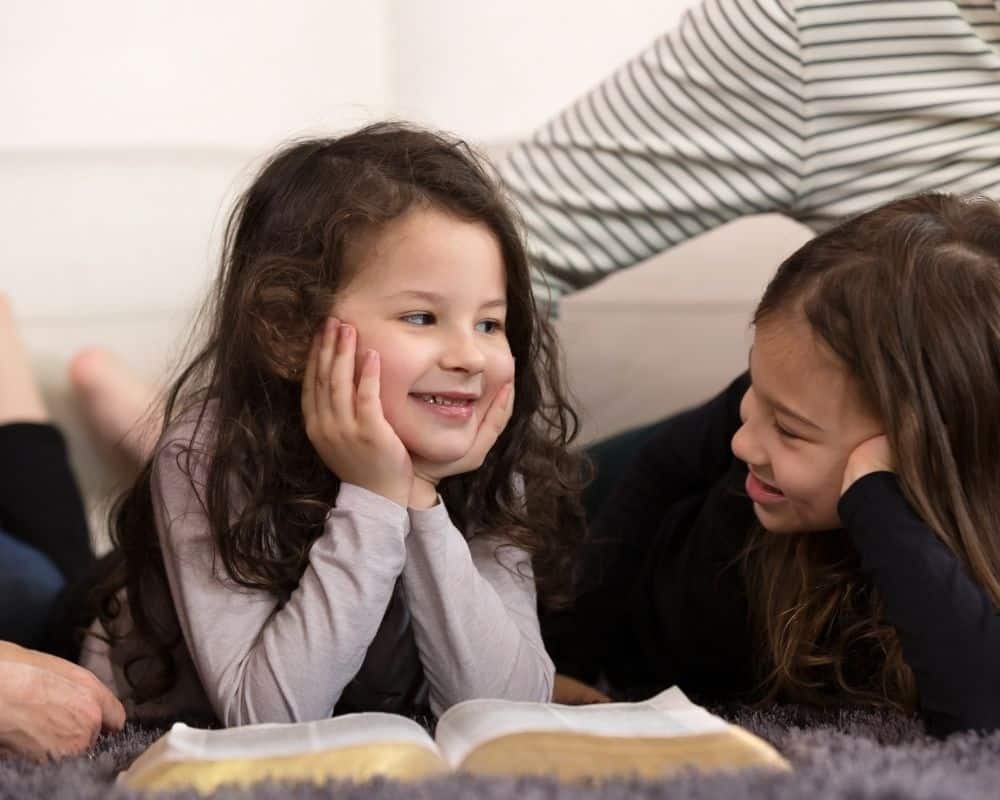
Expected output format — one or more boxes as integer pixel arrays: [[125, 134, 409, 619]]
[[841, 433, 894, 496], [552, 673, 612, 705], [302, 318, 413, 507], [408, 382, 514, 508]]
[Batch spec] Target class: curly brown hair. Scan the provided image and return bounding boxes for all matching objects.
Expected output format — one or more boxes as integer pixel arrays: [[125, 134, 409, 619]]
[[95, 122, 588, 703], [745, 193, 1000, 712]]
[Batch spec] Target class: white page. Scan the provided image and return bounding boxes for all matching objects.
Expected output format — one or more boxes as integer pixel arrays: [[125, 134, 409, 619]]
[[435, 687, 730, 768], [119, 713, 438, 786]]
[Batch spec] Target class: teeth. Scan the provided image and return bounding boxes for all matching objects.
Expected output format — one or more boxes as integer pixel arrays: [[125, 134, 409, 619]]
[[418, 394, 470, 407]]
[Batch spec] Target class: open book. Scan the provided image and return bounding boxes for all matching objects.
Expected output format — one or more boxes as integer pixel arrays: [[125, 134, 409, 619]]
[[119, 687, 788, 793]]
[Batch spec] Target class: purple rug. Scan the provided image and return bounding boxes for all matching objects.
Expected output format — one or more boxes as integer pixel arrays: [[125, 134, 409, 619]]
[[2, 705, 998, 799]]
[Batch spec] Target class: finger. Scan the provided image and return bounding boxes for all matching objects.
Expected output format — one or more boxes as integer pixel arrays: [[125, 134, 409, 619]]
[[500, 382, 515, 426], [90, 680, 126, 732], [484, 383, 514, 436], [330, 322, 357, 422], [461, 384, 513, 463], [355, 349, 385, 428], [33, 657, 126, 732], [315, 317, 340, 419]]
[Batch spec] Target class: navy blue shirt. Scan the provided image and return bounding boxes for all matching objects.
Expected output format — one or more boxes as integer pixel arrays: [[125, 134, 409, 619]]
[[543, 374, 1000, 736]]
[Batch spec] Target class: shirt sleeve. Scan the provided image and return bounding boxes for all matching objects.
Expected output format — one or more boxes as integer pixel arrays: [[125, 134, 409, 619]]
[[401, 501, 554, 715], [498, 0, 803, 308], [152, 435, 409, 726], [839, 472, 1000, 735]]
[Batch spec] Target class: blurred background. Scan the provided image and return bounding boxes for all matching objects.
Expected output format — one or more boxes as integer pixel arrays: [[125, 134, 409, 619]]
[[2, 0, 804, 532], [2, 0, 688, 317]]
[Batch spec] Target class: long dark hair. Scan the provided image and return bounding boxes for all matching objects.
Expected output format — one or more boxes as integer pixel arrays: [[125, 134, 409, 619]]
[[95, 123, 587, 702], [745, 193, 1000, 710]]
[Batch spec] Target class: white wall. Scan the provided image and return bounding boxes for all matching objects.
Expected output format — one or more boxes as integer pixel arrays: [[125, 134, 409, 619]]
[[0, 0, 394, 151], [1, 1, 694, 153], [2, 0, 698, 318], [393, 1, 692, 143]]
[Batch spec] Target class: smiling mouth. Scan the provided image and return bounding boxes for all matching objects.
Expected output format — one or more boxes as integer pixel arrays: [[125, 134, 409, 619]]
[[746, 471, 786, 505], [410, 393, 476, 407], [755, 474, 783, 495]]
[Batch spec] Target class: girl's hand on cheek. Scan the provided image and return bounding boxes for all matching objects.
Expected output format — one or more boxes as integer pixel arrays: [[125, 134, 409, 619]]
[[409, 382, 515, 506], [841, 433, 894, 496], [302, 318, 413, 507]]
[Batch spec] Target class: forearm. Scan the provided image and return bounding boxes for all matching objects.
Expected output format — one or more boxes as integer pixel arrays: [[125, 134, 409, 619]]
[[402, 504, 554, 715], [840, 473, 1000, 735], [159, 477, 409, 726]]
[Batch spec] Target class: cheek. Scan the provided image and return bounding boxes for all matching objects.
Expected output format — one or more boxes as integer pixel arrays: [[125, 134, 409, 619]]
[[359, 344, 417, 426], [779, 453, 847, 520], [485, 345, 515, 388]]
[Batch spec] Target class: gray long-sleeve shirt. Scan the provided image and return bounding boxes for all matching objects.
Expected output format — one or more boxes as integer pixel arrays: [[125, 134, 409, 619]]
[[82, 414, 554, 724]]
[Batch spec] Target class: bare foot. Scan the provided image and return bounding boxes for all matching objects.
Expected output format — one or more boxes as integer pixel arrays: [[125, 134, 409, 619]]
[[68, 347, 161, 467], [0, 293, 48, 425]]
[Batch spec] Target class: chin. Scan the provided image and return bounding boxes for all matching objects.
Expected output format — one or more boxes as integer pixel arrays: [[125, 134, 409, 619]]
[[753, 507, 804, 535], [404, 438, 474, 464]]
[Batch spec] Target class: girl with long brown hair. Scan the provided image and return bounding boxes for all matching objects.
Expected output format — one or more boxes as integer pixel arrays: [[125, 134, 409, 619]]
[[84, 123, 586, 725], [547, 193, 1000, 736]]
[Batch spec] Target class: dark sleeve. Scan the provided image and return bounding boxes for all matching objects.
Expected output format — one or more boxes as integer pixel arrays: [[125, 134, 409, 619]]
[[839, 472, 1000, 736], [543, 373, 749, 683]]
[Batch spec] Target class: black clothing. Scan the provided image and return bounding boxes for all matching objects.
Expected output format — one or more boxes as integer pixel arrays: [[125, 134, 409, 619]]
[[0, 423, 94, 585], [546, 374, 1000, 736]]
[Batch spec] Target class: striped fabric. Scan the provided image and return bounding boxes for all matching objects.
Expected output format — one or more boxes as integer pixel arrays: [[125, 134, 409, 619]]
[[499, 0, 1000, 304]]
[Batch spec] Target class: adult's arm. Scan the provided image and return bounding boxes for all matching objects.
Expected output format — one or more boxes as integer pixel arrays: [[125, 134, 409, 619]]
[[152, 428, 409, 726], [498, 0, 803, 306], [839, 473, 1000, 735], [402, 505, 554, 715], [0, 641, 124, 760]]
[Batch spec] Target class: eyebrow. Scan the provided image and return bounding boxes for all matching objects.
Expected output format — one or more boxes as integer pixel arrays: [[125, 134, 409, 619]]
[[747, 349, 824, 432], [388, 289, 507, 309]]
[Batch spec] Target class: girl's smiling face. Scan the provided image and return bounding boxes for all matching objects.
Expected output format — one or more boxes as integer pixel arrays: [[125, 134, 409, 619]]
[[330, 205, 515, 464], [730, 314, 882, 534]]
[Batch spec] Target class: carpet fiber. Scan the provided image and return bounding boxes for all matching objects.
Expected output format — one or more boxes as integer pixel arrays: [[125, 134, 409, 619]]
[[2, 705, 999, 799]]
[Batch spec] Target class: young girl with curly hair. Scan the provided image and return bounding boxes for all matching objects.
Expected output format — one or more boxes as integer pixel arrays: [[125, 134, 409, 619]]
[[86, 123, 586, 725]]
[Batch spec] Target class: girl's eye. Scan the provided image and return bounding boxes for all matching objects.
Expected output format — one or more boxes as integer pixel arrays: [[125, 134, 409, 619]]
[[774, 420, 799, 440], [401, 312, 435, 326], [475, 319, 504, 334]]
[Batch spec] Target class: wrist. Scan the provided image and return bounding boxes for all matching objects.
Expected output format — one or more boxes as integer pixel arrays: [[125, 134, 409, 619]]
[[337, 478, 410, 509], [841, 463, 893, 497], [408, 475, 439, 509]]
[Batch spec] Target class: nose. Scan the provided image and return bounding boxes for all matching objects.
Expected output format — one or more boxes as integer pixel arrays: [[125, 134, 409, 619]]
[[731, 388, 766, 467], [440, 328, 487, 374]]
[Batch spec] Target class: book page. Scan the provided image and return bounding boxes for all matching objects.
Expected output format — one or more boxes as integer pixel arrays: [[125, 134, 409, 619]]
[[435, 687, 726, 767], [435, 687, 787, 780], [119, 713, 446, 792]]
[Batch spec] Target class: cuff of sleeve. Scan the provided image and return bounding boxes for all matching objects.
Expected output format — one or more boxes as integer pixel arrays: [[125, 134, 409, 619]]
[[407, 499, 453, 535], [334, 482, 409, 526], [838, 470, 909, 531]]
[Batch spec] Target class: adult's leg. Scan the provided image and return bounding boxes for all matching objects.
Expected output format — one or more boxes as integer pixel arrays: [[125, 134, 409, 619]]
[[0, 294, 94, 586], [0, 528, 65, 647]]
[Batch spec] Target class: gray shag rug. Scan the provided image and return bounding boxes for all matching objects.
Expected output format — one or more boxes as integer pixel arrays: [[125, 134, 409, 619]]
[[2, 705, 999, 799]]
